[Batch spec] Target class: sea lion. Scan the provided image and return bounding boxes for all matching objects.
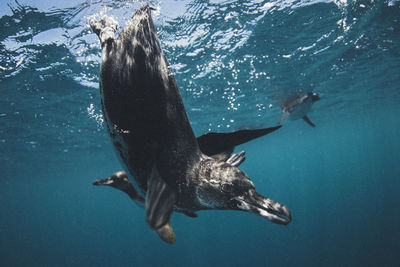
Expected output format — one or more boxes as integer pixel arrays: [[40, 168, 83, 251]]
[[90, 5, 290, 244], [278, 92, 320, 127]]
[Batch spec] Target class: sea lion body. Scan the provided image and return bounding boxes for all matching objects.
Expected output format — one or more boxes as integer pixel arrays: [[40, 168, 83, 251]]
[[90, 5, 291, 243], [279, 92, 320, 127]]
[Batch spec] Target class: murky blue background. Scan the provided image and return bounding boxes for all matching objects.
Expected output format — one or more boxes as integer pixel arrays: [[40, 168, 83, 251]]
[[1, 0, 399, 266]]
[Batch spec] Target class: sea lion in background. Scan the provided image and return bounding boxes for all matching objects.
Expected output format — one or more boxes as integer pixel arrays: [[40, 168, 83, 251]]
[[90, 5, 290, 244], [278, 92, 320, 127]]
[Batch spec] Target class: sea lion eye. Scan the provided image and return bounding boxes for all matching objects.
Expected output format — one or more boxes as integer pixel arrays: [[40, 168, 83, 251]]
[[222, 184, 233, 192]]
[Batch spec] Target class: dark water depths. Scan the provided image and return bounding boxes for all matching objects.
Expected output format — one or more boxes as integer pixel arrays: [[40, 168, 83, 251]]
[[1, 0, 399, 266]]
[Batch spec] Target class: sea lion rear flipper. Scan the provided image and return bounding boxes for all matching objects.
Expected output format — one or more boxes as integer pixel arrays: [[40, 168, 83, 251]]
[[303, 115, 316, 127], [196, 126, 281, 158], [145, 168, 176, 244], [89, 16, 118, 47]]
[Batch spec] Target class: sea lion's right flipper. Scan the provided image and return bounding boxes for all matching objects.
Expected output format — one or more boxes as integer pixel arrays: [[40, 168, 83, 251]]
[[303, 115, 316, 127], [89, 16, 118, 47], [226, 151, 246, 167], [196, 126, 281, 158], [183, 211, 198, 218], [145, 168, 176, 244], [210, 149, 234, 162]]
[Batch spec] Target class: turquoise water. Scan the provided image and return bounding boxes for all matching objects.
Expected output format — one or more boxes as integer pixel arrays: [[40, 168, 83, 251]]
[[1, 0, 400, 266]]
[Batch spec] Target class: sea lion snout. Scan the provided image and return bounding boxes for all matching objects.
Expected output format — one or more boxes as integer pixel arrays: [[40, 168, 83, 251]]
[[233, 191, 292, 225]]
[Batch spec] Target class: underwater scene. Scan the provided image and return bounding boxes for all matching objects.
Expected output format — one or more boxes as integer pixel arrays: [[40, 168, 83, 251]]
[[1, 0, 399, 266]]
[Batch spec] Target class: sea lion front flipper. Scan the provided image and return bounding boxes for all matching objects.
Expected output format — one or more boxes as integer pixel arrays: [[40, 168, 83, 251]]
[[92, 171, 145, 208], [196, 126, 281, 158], [303, 115, 316, 127], [183, 211, 198, 218], [155, 220, 176, 244], [226, 151, 246, 167], [145, 168, 176, 243], [210, 149, 234, 162]]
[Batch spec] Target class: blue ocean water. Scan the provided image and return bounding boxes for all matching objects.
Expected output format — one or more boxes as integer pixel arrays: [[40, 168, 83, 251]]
[[1, 0, 399, 266]]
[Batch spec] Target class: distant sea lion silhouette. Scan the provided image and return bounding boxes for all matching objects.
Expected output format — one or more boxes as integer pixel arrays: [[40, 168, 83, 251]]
[[90, 5, 291, 244], [278, 92, 320, 127]]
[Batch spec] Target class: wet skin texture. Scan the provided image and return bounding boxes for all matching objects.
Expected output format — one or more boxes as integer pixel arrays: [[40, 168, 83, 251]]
[[90, 5, 291, 243]]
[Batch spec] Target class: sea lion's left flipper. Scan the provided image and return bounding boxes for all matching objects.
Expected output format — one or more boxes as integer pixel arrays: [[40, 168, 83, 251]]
[[145, 168, 176, 244], [197, 126, 281, 158], [303, 116, 316, 127], [155, 220, 176, 244], [92, 171, 145, 208]]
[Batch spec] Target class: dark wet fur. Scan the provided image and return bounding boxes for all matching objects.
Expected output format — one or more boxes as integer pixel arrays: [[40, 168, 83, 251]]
[[91, 5, 291, 243]]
